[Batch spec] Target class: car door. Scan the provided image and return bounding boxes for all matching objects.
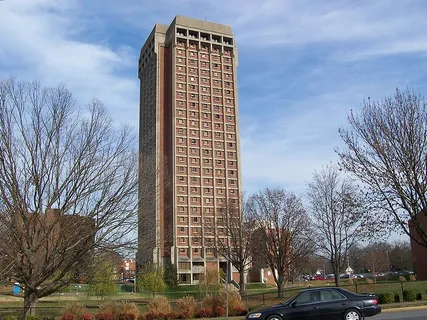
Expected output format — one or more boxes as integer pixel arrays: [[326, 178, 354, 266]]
[[317, 289, 348, 320], [285, 291, 321, 320]]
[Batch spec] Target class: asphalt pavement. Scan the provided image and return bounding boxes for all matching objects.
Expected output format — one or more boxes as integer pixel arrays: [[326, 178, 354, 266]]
[[374, 308, 427, 319]]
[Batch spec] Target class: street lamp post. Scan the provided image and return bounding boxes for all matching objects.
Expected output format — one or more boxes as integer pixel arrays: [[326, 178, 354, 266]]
[[226, 247, 230, 319]]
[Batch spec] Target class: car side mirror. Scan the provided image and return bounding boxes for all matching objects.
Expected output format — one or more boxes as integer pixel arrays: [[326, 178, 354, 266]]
[[291, 302, 297, 307]]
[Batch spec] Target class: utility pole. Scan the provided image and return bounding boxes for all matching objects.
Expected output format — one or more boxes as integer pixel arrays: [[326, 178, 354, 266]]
[[226, 247, 230, 319]]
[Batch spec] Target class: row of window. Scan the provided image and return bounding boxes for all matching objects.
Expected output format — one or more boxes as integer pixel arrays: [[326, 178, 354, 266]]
[[177, 74, 233, 88], [177, 195, 237, 204], [176, 176, 237, 187], [177, 58, 232, 70], [176, 83, 233, 95], [177, 138, 235, 147], [176, 50, 232, 64], [178, 227, 224, 234], [176, 105, 235, 117], [177, 166, 236, 175], [176, 66, 233, 80], [176, 203, 238, 213], [176, 65, 233, 80], [176, 157, 236, 166], [178, 216, 224, 223], [177, 128, 235, 139], [178, 247, 214, 255], [177, 147, 236, 157], [177, 109, 234, 119], [177, 178, 237, 188], [175, 121, 235, 134], [177, 40, 233, 53], [176, 91, 234, 104]]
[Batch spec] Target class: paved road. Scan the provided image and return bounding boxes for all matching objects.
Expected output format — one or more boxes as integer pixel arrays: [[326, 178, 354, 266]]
[[374, 309, 427, 320]]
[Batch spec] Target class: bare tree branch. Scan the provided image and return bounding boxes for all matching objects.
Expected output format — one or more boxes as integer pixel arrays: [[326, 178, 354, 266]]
[[213, 194, 253, 295], [0, 78, 138, 317], [337, 88, 427, 248], [307, 164, 369, 286], [248, 188, 315, 298]]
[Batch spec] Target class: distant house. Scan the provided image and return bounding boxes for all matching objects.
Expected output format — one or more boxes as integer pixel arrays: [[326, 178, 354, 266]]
[[248, 227, 291, 286], [409, 212, 427, 280], [120, 258, 136, 280], [0, 208, 95, 282]]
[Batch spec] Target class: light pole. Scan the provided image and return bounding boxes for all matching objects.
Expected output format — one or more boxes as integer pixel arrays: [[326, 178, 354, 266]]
[[226, 247, 230, 319]]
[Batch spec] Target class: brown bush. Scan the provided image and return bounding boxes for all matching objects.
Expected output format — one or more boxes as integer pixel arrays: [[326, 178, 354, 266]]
[[195, 309, 212, 318], [202, 294, 223, 313], [63, 303, 89, 319], [95, 313, 116, 320], [399, 276, 407, 282], [175, 295, 196, 318], [147, 296, 171, 315], [409, 274, 416, 281], [120, 303, 141, 319], [99, 302, 122, 316], [219, 289, 243, 316], [99, 302, 140, 318]]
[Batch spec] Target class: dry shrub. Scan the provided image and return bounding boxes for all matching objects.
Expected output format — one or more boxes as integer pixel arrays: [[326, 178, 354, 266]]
[[202, 294, 223, 313], [63, 303, 89, 319], [99, 302, 122, 316], [147, 296, 171, 315], [409, 274, 416, 281], [365, 278, 374, 284], [95, 314, 115, 320], [219, 289, 243, 316], [99, 302, 140, 318], [175, 295, 196, 318], [399, 275, 407, 282], [119, 303, 140, 319], [214, 306, 225, 317], [196, 309, 212, 318]]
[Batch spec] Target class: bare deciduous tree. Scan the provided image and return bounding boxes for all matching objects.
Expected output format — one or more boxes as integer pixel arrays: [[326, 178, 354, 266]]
[[307, 164, 368, 286], [249, 188, 314, 298], [0, 78, 138, 317], [388, 240, 412, 271], [214, 195, 253, 296], [338, 89, 427, 247], [362, 242, 389, 281]]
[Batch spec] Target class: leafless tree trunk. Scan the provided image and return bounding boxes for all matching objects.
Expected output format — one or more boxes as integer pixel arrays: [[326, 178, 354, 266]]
[[338, 89, 427, 248], [362, 242, 389, 282], [214, 194, 253, 296], [0, 78, 138, 317], [388, 240, 412, 271], [307, 164, 368, 287], [249, 188, 314, 298]]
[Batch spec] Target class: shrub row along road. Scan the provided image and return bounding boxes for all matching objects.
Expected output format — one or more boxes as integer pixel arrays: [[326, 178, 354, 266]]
[[377, 309, 427, 319]]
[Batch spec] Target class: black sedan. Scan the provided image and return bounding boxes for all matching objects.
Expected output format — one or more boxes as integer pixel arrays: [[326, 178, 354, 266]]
[[245, 287, 381, 320]]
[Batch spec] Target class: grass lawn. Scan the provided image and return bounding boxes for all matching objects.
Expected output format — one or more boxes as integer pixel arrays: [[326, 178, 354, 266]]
[[0, 280, 426, 318]]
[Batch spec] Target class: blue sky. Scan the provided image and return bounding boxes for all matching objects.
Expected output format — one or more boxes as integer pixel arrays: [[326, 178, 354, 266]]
[[1, 0, 427, 198]]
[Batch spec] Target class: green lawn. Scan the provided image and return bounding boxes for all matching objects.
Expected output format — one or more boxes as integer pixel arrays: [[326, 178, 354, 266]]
[[0, 280, 426, 318]]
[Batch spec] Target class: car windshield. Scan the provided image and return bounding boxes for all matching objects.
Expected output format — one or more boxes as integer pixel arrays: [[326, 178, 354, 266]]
[[281, 292, 301, 305]]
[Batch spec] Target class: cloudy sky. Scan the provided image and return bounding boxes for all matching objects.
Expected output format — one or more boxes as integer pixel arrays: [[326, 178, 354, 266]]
[[1, 0, 427, 197]]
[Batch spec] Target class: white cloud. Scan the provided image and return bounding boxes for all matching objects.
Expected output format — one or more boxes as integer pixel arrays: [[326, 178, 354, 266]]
[[0, 0, 139, 127], [85, 0, 427, 57], [1, 0, 427, 206]]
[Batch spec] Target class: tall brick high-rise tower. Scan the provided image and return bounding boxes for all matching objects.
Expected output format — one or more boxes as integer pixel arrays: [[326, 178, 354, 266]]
[[137, 16, 241, 284]]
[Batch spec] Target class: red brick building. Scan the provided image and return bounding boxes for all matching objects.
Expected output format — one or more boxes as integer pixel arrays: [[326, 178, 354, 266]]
[[120, 258, 136, 280], [137, 16, 242, 284], [409, 213, 427, 280]]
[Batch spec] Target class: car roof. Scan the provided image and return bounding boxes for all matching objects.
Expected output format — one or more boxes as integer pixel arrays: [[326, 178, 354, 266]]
[[299, 287, 354, 294]]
